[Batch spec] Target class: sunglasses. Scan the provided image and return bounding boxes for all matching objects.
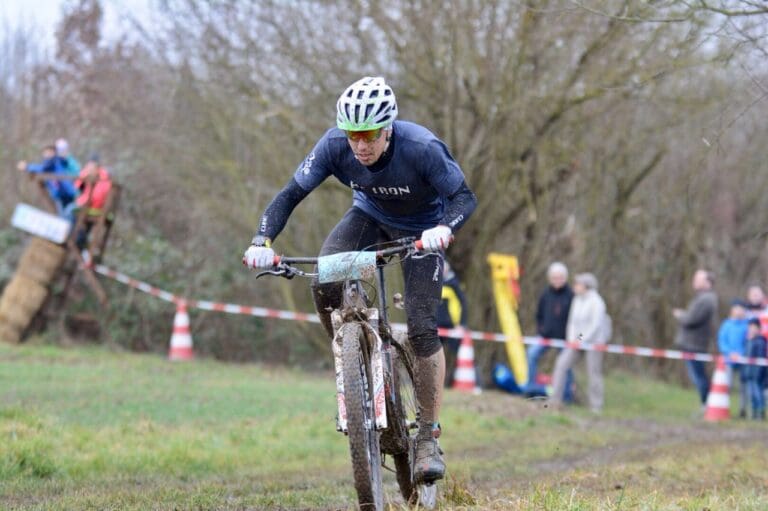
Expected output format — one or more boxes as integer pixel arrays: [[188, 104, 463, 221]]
[[344, 128, 384, 143]]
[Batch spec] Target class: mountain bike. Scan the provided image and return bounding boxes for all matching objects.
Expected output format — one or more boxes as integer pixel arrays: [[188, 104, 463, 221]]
[[256, 237, 439, 510]]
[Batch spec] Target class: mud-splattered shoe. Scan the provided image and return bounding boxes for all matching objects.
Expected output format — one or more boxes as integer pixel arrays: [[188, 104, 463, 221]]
[[414, 426, 445, 483]]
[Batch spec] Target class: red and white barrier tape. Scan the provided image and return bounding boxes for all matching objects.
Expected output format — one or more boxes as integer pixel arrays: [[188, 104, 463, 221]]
[[93, 264, 768, 367], [93, 264, 321, 323], [436, 326, 767, 366]]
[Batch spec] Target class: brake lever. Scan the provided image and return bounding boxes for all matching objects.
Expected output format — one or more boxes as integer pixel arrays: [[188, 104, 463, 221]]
[[254, 269, 287, 280], [411, 251, 444, 261]]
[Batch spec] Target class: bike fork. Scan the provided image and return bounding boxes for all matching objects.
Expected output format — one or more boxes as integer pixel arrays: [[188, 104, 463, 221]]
[[332, 312, 388, 434]]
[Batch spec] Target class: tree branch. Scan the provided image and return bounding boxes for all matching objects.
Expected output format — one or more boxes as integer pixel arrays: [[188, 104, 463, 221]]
[[698, 0, 768, 17]]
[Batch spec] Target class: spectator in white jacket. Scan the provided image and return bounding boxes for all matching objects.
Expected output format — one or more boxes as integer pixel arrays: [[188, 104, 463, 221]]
[[550, 273, 610, 413]]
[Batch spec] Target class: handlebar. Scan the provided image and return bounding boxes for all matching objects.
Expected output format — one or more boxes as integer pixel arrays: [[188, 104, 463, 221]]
[[254, 237, 433, 280], [274, 237, 423, 267], [251, 235, 455, 280]]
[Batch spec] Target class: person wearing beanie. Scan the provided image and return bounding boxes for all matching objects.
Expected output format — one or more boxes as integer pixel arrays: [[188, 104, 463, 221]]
[[524, 262, 575, 399]]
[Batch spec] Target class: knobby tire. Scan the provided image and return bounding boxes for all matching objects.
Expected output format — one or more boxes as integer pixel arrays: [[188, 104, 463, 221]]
[[342, 322, 384, 511], [391, 346, 417, 504], [390, 337, 437, 509]]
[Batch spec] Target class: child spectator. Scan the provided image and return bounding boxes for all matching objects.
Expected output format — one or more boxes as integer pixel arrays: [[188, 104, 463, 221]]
[[73, 154, 114, 255], [717, 299, 749, 418], [744, 318, 766, 420]]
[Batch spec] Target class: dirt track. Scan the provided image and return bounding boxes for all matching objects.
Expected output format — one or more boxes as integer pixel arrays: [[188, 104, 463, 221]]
[[438, 390, 768, 500], [525, 417, 767, 477]]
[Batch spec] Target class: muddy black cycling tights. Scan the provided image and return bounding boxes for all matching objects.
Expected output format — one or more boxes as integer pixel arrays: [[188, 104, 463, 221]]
[[311, 207, 444, 358]]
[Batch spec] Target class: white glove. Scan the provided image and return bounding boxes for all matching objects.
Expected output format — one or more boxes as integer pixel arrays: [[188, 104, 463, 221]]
[[420, 225, 452, 252], [243, 245, 276, 269]]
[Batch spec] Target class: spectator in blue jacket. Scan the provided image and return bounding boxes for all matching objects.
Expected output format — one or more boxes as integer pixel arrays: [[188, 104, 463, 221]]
[[17, 145, 77, 221], [745, 318, 767, 420], [717, 299, 749, 418]]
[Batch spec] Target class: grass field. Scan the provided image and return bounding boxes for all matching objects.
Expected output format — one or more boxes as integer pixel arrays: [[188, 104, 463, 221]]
[[1, 341, 767, 510]]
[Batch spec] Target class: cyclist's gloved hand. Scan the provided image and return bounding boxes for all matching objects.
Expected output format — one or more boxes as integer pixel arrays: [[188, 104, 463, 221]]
[[420, 225, 452, 252], [243, 238, 275, 269]]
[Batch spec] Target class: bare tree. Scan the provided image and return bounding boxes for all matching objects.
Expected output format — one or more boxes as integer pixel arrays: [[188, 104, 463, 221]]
[[2, 0, 767, 372]]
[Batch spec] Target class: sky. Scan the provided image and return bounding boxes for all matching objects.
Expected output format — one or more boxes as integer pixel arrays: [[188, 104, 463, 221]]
[[0, 0, 152, 50]]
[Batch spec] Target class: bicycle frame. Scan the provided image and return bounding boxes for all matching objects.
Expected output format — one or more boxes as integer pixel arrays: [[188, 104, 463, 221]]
[[254, 238, 438, 509]]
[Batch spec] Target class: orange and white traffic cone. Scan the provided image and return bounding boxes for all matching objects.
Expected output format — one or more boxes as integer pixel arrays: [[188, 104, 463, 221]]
[[704, 355, 729, 422], [453, 328, 481, 394], [168, 301, 194, 361]]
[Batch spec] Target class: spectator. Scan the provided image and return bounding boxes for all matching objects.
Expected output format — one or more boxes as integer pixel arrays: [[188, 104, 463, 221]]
[[73, 154, 114, 254], [717, 299, 749, 418], [744, 284, 768, 341], [17, 145, 77, 220], [74, 154, 112, 212], [745, 285, 766, 314], [744, 318, 766, 420], [437, 261, 479, 387], [673, 269, 718, 408], [524, 262, 574, 400], [550, 273, 609, 413], [55, 138, 81, 176]]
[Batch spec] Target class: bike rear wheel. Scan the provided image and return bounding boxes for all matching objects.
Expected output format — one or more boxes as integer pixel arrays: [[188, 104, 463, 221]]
[[391, 338, 437, 509], [342, 322, 384, 511]]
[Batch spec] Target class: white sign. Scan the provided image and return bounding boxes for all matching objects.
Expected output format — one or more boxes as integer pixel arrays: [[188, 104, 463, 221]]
[[10, 203, 71, 244]]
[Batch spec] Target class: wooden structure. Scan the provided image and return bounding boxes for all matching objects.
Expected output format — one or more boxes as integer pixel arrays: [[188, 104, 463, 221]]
[[0, 172, 120, 343]]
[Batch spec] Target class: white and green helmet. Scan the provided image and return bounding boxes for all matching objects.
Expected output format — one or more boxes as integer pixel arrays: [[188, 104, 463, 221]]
[[336, 76, 398, 131]]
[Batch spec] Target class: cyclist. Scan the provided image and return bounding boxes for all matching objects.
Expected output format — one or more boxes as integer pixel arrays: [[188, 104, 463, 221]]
[[243, 76, 477, 483]]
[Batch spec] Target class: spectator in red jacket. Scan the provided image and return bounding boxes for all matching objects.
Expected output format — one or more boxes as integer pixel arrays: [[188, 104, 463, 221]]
[[74, 154, 113, 255], [75, 154, 113, 212]]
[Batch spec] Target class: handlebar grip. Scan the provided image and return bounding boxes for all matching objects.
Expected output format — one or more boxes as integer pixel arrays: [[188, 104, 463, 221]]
[[273, 255, 282, 266], [414, 235, 454, 252]]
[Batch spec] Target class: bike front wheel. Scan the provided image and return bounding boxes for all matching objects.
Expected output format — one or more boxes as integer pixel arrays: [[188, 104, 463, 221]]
[[342, 322, 384, 511]]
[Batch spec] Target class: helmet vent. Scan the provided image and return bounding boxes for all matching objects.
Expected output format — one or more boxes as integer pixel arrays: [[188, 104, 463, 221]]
[[374, 102, 388, 117]]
